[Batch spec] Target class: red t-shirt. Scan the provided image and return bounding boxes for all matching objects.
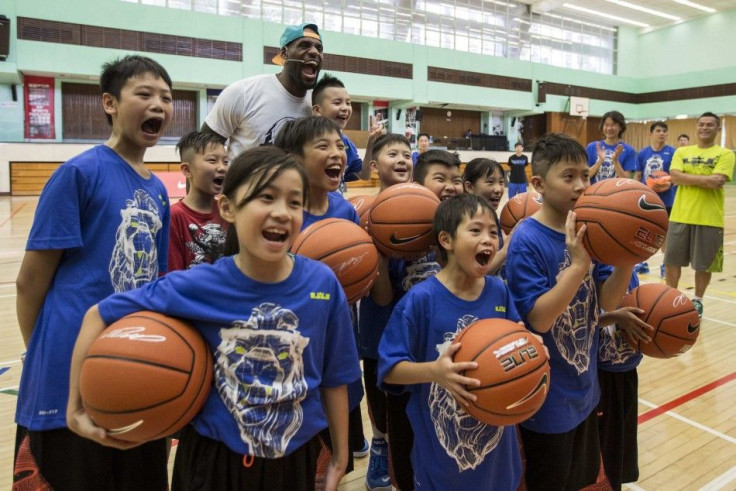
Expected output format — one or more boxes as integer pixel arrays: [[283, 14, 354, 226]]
[[168, 200, 228, 272]]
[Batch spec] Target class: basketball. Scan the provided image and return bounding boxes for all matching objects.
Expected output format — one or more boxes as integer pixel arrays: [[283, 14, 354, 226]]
[[574, 178, 669, 266], [368, 183, 441, 259], [620, 283, 700, 358], [646, 170, 672, 193], [499, 191, 543, 234], [79, 311, 213, 443], [291, 218, 379, 304], [453, 318, 550, 426], [348, 194, 375, 231]]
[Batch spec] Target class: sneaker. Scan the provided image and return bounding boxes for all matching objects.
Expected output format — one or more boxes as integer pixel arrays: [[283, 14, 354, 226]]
[[365, 438, 392, 491], [353, 437, 370, 458], [660, 263, 665, 279], [692, 298, 703, 318], [634, 262, 649, 274]]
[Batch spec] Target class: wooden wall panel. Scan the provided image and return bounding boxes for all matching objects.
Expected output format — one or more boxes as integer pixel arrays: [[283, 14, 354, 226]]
[[418, 107, 480, 143]]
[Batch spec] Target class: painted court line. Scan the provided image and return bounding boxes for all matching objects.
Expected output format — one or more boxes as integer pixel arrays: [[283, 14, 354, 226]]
[[699, 466, 736, 491], [703, 316, 736, 328], [623, 483, 645, 491], [0, 359, 21, 366], [0, 203, 26, 228], [638, 372, 736, 425], [638, 399, 736, 445]]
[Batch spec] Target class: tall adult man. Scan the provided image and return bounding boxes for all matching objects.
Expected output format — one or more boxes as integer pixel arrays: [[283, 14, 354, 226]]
[[665, 112, 735, 317], [203, 23, 323, 158]]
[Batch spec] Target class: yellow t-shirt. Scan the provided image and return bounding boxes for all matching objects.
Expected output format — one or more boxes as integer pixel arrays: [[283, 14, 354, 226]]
[[670, 144, 735, 227]]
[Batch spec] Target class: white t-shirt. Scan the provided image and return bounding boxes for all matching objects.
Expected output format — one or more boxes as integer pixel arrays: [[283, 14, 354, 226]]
[[205, 74, 313, 159]]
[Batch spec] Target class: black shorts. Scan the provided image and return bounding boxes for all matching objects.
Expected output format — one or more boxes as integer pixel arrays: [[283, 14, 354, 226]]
[[363, 357, 388, 434], [597, 369, 639, 489], [14, 425, 167, 491], [386, 392, 414, 490], [172, 424, 321, 491], [520, 409, 601, 491]]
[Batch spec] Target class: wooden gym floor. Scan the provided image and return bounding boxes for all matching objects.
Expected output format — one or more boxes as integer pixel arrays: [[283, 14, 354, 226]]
[[1, 187, 735, 490]]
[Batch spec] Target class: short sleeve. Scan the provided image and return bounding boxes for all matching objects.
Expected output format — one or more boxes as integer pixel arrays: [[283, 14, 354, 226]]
[[167, 207, 189, 272], [670, 148, 684, 172], [506, 234, 550, 322], [621, 145, 636, 172], [377, 294, 420, 394], [343, 138, 363, 182], [714, 149, 735, 181], [320, 278, 362, 388], [636, 150, 646, 174], [157, 185, 171, 275], [26, 164, 86, 251], [204, 82, 246, 140], [586, 142, 598, 166]]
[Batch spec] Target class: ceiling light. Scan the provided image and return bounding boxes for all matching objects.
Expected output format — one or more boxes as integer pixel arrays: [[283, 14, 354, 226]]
[[672, 0, 716, 13], [543, 12, 618, 31], [603, 0, 681, 20], [674, 114, 689, 119], [563, 3, 650, 27]]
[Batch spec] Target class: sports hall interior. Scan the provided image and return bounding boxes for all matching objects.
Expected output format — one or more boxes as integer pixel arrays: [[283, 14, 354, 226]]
[[0, 0, 735, 489]]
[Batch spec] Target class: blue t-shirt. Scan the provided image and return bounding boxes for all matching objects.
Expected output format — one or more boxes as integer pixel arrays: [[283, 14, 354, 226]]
[[636, 145, 677, 208], [99, 255, 361, 458], [598, 273, 643, 372], [302, 192, 359, 229], [16, 145, 170, 430], [342, 134, 362, 183], [506, 218, 607, 433], [411, 150, 420, 166], [586, 140, 636, 183], [377, 276, 522, 490]]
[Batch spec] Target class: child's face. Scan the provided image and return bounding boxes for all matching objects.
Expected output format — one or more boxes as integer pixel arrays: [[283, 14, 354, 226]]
[[515, 145, 523, 155], [104, 73, 173, 148], [442, 207, 498, 278], [301, 130, 347, 193], [183, 143, 229, 197], [535, 159, 589, 216], [417, 135, 430, 151], [420, 163, 463, 201], [313, 87, 352, 129], [602, 117, 621, 141], [220, 168, 304, 265], [372, 142, 413, 187], [464, 168, 504, 210], [678, 135, 690, 147]]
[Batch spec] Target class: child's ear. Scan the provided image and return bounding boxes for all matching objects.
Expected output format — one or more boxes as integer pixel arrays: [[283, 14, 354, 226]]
[[437, 230, 453, 253], [312, 104, 322, 116], [102, 92, 117, 118], [370, 160, 378, 172], [180, 162, 192, 178], [463, 181, 473, 193], [218, 195, 236, 224], [530, 175, 544, 195]]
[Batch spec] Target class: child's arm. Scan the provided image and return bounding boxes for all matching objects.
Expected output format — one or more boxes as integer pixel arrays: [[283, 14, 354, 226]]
[[588, 142, 605, 178], [384, 343, 480, 407], [488, 227, 516, 275], [319, 384, 350, 491], [598, 264, 636, 312], [526, 211, 591, 333], [369, 254, 394, 306], [66, 305, 140, 450], [358, 123, 384, 181], [599, 306, 653, 343], [16, 250, 64, 347]]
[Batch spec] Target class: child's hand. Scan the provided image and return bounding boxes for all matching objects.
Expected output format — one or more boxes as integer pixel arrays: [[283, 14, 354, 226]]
[[596, 142, 606, 162], [67, 406, 141, 450], [431, 343, 480, 407], [369, 120, 386, 140], [320, 454, 347, 491], [566, 210, 591, 268], [613, 143, 624, 161], [604, 306, 654, 343]]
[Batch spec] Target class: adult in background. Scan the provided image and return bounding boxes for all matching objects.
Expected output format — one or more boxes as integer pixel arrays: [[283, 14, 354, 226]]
[[203, 23, 323, 158], [507, 142, 529, 199], [677, 134, 690, 147], [586, 110, 636, 183], [665, 112, 735, 318]]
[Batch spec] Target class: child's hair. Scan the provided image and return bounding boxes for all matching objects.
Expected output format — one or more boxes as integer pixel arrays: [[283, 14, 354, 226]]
[[414, 149, 461, 185], [649, 121, 668, 132], [372, 133, 411, 160], [678, 133, 690, 140], [417, 132, 430, 141], [176, 131, 226, 163], [462, 158, 504, 186], [433, 194, 496, 263], [100, 55, 172, 125], [599, 110, 627, 138], [222, 146, 309, 256], [698, 111, 720, 126], [311, 73, 345, 106], [531, 133, 587, 178], [274, 115, 342, 157], [514, 142, 524, 148]]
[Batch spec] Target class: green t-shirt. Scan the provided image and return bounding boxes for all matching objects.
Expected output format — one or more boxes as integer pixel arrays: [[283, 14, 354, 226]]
[[670, 144, 735, 227]]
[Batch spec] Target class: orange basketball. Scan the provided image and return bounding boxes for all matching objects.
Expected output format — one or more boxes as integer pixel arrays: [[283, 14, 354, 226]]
[[348, 194, 375, 231], [620, 283, 700, 358], [646, 170, 672, 193], [500, 191, 543, 234], [291, 218, 379, 304], [79, 311, 213, 443], [453, 318, 550, 426], [574, 178, 669, 266], [368, 183, 440, 259]]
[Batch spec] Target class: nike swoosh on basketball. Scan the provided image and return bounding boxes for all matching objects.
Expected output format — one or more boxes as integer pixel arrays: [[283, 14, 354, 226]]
[[390, 233, 423, 245], [687, 322, 700, 334], [638, 195, 665, 211]]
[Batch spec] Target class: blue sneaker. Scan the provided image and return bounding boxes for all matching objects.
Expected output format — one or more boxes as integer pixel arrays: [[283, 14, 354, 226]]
[[353, 437, 370, 458], [660, 263, 665, 279], [692, 298, 703, 318], [365, 438, 392, 490]]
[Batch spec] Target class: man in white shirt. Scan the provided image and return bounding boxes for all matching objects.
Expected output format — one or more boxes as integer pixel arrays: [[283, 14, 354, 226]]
[[203, 23, 323, 158]]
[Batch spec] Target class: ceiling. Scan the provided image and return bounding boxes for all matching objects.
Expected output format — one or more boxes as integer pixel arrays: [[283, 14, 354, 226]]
[[518, 0, 732, 31]]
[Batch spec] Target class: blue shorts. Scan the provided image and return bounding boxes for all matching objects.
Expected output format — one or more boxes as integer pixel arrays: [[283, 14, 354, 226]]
[[508, 182, 528, 199]]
